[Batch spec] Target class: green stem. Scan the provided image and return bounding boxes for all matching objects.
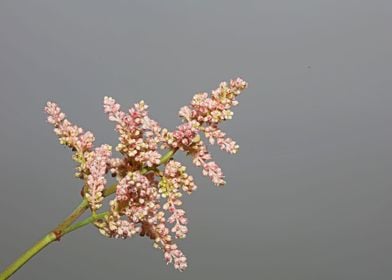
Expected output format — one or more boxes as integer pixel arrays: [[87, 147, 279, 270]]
[[0, 233, 56, 280], [0, 200, 89, 280]]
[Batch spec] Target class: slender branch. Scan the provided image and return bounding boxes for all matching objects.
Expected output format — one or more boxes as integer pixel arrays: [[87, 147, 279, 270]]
[[159, 148, 178, 165], [52, 199, 89, 239], [63, 211, 108, 235]]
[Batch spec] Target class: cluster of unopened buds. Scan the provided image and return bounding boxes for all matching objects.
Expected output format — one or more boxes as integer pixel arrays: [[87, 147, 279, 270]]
[[44, 78, 248, 271]]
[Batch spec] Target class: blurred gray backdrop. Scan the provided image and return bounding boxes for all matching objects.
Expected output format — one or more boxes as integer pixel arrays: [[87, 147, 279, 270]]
[[1, 1, 392, 279]]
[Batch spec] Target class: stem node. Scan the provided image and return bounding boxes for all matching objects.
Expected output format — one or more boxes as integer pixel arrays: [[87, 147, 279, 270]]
[[53, 230, 62, 241]]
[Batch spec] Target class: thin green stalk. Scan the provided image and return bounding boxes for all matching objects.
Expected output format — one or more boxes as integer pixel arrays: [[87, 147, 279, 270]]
[[0, 199, 89, 280], [63, 211, 108, 235], [0, 232, 56, 280], [52, 199, 89, 238], [159, 148, 178, 165]]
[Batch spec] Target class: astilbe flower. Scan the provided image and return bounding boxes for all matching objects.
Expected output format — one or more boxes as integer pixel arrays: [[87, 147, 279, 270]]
[[44, 78, 248, 271]]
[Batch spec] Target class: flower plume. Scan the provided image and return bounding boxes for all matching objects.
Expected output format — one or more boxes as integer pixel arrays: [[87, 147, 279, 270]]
[[44, 78, 248, 271]]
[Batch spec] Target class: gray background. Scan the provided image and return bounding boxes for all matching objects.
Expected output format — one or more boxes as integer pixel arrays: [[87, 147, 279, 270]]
[[1, 1, 392, 279]]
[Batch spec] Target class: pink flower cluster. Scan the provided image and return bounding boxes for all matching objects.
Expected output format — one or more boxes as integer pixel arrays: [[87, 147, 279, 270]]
[[103, 97, 162, 168], [44, 102, 95, 178], [85, 144, 112, 211], [44, 78, 248, 271], [164, 78, 248, 185]]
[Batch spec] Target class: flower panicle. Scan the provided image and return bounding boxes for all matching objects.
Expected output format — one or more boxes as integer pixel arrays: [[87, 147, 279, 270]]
[[85, 144, 112, 211], [44, 101, 95, 178], [45, 78, 247, 271], [103, 97, 162, 168], [44, 102, 95, 153], [163, 77, 248, 186]]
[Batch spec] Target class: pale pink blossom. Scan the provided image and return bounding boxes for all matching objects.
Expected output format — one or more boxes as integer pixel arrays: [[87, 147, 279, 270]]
[[230, 77, 248, 91], [110, 219, 140, 239], [108, 157, 124, 177], [115, 171, 161, 224], [202, 161, 225, 186], [163, 160, 197, 193], [168, 207, 188, 239], [103, 96, 125, 123], [97, 200, 140, 238], [164, 160, 183, 178], [178, 105, 192, 121], [172, 121, 199, 148], [166, 78, 247, 185], [190, 140, 212, 167], [204, 126, 239, 154], [135, 150, 161, 167], [104, 97, 162, 167], [164, 244, 188, 271], [78, 131, 95, 151], [85, 144, 112, 211], [217, 137, 239, 154], [141, 219, 188, 271], [45, 102, 95, 153], [44, 101, 95, 178], [45, 101, 65, 125]]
